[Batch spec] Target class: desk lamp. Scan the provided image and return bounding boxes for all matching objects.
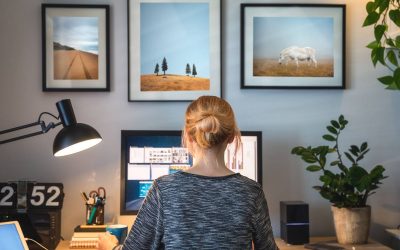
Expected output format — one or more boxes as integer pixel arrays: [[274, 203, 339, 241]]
[[0, 99, 102, 156]]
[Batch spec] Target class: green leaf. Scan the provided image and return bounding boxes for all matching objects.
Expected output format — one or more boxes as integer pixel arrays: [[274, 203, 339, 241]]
[[345, 152, 356, 164], [386, 38, 395, 47], [327, 126, 337, 134], [302, 156, 317, 164], [358, 175, 372, 192], [320, 146, 330, 156], [376, 47, 386, 65], [385, 82, 400, 90], [378, 75, 394, 85], [360, 142, 368, 152], [379, 0, 389, 14], [338, 115, 346, 125], [291, 146, 305, 154], [371, 48, 379, 66], [323, 134, 336, 141], [330, 160, 340, 166], [394, 68, 400, 88], [331, 120, 340, 129], [320, 155, 327, 167], [366, 1, 376, 13], [349, 166, 369, 187], [396, 35, 400, 47], [338, 163, 349, 173], [389, 9, 400, 27], [350, 145, 360, 154], [363, 12, 380, 26], [370, 165, 385, 178], [374, 24, 386, 41], [387, 49, 398, 66], [320, 175, 332, 184], [367, 40, 380, 49], [306, 165, 322, 172]]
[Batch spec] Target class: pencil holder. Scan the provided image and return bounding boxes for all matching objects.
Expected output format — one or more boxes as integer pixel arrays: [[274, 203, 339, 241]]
[[86, 204, 104, 225]]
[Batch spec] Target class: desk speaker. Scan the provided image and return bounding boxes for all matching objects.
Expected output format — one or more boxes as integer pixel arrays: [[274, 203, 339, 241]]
[[280, 201, 309, 245]]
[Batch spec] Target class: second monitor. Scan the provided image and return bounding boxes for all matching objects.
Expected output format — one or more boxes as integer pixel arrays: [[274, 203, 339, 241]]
[[120, 130, 262, 214]]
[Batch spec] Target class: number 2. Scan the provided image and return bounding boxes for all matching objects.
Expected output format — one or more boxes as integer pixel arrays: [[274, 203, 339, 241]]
[[46, 186, 60, 206], [0, 186, 14, 206]]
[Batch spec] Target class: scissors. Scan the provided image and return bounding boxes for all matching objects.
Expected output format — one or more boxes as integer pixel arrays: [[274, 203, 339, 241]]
[[89, 187, 106, 199]]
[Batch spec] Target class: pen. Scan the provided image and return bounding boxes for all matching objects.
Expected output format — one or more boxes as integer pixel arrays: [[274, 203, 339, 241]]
[[81, 192, 89, 203], [88, 206, 97, 224]]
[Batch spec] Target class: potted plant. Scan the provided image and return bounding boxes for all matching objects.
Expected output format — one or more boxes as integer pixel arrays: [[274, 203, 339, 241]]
[[363, 0, 400, 89], [291, 115, 387, 244]]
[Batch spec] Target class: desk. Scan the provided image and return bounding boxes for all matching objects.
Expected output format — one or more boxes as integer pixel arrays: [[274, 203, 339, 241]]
[[56, 237, 391, 250], [276, 237, 392, 250], [386, 229, 400, 250]]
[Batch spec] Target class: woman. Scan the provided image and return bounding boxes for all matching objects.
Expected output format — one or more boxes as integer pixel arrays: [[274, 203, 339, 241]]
[[100, 96, 278, 250]]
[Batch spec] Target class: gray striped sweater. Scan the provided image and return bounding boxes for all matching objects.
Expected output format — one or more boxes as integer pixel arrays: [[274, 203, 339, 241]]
[[122, 171, 279, 250]]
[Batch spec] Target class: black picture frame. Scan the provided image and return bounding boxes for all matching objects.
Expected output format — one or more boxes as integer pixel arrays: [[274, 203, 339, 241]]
[[120, 130, 262, 215], [127, 0, 221, 101], [42, 4, 110, 91], [241, 4, 346, 89]]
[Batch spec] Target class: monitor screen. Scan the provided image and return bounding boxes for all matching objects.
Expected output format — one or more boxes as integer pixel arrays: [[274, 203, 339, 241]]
[[0, 221, 29, 250], [120, 130, 262, 215]]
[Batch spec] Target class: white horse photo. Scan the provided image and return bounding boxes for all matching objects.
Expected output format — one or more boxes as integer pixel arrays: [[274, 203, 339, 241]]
[[278, 46, 317, 68]]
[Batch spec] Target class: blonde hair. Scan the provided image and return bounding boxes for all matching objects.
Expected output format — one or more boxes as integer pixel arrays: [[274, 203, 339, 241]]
[[183, 96, 241, 157]]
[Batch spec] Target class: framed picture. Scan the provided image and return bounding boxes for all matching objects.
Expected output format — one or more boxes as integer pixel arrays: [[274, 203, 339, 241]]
[[42, 4, 110, 91], [128, 0, 221, 101], [241, 4, 346, 89]]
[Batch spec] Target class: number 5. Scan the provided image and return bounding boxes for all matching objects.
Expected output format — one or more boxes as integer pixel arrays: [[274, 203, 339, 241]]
[[30, 186, 45, 206]]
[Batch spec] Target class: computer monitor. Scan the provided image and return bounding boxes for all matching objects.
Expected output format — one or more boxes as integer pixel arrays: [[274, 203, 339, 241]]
[[120, 130, 262, 215], [0, 221, 29, 250]]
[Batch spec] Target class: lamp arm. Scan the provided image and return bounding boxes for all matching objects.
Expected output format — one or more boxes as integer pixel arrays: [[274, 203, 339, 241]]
[[0, 113, 62, 145]]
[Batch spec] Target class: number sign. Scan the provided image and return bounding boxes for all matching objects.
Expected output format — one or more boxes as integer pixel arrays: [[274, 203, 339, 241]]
[[0, 183, 17, 209], [0, 182, 63, 210]]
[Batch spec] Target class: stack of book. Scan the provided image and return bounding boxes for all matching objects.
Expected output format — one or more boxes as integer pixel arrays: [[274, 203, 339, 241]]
[[69, 225, 107, 249]]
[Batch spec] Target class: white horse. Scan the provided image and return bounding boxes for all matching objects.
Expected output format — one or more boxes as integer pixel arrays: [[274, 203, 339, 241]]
[[278, 46, 317, 68]]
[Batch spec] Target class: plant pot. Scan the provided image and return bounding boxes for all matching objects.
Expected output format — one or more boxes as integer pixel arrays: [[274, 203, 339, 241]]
[[331, 206, 371, 244]]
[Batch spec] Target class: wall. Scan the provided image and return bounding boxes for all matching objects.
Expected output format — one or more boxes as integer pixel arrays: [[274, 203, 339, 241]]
[[1, 0, 399, 245]]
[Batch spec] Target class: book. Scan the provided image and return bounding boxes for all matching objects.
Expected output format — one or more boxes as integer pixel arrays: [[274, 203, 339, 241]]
[[74, 225, 107, 233], [70, 235, 101, 249], [69, 226, 107, 249], [69, 238, 99, 249], [80, 224, 107, 229], [72, 232, 105, 238]]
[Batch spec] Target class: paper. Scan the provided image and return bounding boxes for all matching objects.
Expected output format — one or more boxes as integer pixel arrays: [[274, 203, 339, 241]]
[[127, 164, 151, 180]]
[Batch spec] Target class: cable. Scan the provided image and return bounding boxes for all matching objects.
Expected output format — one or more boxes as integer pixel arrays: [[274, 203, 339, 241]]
[[25, 238, 48, 250], [38, 111, 59, 122]]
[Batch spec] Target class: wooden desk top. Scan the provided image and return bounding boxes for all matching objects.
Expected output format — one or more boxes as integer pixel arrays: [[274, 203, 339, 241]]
[[57, 237, 392, 250], [275, 237, 392, 250]]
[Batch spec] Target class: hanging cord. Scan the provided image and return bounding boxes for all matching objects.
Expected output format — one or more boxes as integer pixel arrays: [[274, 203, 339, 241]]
[[37, 112, 62, 132], [38, 112, 59, 122], [25, 238, 48, 250]]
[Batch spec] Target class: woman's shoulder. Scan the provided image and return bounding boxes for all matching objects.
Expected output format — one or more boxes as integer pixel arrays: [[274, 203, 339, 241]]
[[233, 174, 263, 193], [154, 171, 186, 185]]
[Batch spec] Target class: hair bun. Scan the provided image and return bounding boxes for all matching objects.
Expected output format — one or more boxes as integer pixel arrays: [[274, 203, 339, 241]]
[[183, 96, 241, 152], [196, 113, 220, 134]]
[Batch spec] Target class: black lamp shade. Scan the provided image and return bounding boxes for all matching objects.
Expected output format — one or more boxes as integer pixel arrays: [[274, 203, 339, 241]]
[[53, 123, 102, 157], [53, 99, 102, 157]]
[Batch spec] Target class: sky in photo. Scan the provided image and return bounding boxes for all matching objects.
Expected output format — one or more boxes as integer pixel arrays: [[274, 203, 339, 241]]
[[53, 16, 99, 54], [140, 3, 209, 77], [253, 17, 333, 59]]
